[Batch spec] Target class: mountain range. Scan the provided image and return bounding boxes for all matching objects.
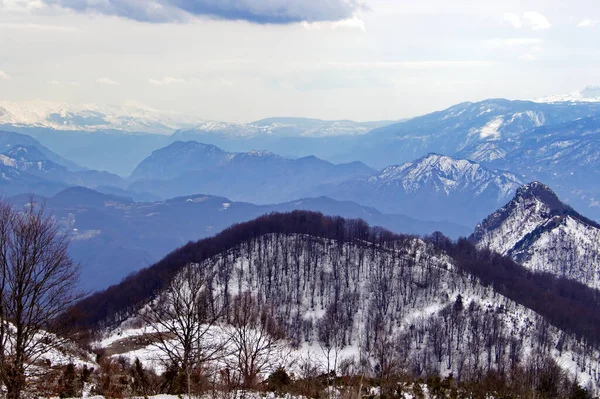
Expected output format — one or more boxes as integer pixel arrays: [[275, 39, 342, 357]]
[[126, 141, 527, 226], [2, 90, 600, 397], [320, 153, 522, 226], [0, 100, 205, 134], [128, 141, 375, 204], [3, 94, 600, 225]]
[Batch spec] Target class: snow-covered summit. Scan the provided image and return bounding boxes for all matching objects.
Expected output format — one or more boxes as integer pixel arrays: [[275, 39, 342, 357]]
[[370, 153, 521, 198], [0, 100, 205, 134], [534, 85, 600, 103], [472, 181, 600, 289]]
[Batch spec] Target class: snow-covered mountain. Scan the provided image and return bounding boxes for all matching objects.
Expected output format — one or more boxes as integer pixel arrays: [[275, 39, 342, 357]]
[[0, 143, 124, 190], [0, 129, 82, 170], [75, 212, 600, 395], [453, 112, 600, 221], [534, 85, 600, 103], [173, 117, 394, 140], [349, 99, 600, 168], [472, 182, 600, 290], [0, 100, 205, 134], [0, 100, 393, 138], [321, 153, 522, 226]]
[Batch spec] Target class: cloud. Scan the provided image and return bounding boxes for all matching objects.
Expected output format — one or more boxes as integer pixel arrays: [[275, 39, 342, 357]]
[[0, 0, 47, 12], [503, 13, 522, 28], [578, 18, 597, 28], [302, 15, 365, 32], [41, 0, 363, 24], [315, 60, 496, 70], [486, 38, 543, 47], [504, 11, 551, 30], [48, 79, 60, 85], [149, 76, 186, 86], [96, 77, 119, 85], [0, 70, 10, 80], [0, 23, 77, 32], [522, 11, 551, 30], [519, 53, 536, 62]]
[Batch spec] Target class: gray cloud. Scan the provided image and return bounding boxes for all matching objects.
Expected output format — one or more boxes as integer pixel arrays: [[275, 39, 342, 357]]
[[42, 0, 362, 24]]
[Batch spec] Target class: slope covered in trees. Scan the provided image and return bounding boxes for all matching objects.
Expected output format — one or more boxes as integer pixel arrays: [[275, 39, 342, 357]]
[[68, 211, 600, 397]]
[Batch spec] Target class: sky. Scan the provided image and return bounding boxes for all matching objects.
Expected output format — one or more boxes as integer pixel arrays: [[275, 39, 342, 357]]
[[0, 0, 599, 122]]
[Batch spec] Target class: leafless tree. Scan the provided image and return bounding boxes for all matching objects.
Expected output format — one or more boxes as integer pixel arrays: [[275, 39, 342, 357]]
[[142, 262, 226, 397], [317, 305, 345, 378], [226, 292, 287, 389], [0, 200, 81, 399]]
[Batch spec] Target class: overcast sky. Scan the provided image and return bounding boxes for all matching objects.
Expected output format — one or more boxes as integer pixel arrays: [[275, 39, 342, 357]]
[[0, 0, 599, 122]]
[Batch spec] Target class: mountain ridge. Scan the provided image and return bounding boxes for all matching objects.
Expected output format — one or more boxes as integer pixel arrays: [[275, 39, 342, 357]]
[[11, 186, 469, 291], [321, 153, 522, 226], [71, 211, 600, 395], [472, 181, 600, 290]]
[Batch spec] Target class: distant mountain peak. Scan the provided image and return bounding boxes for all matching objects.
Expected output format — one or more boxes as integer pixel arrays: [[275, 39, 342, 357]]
[[373, 153, 510, 187], [513, 181, 564, 210], [245, 149, 276, 157], [472, 181, 600, 289], [534, 86, 600, 103], [0, 100, 206, 134], [473, 182, 563, 240]]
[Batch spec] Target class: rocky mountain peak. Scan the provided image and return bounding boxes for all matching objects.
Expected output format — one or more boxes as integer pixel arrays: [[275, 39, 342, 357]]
[[471, 181, 600, 290], [513, 181, 564, 210]]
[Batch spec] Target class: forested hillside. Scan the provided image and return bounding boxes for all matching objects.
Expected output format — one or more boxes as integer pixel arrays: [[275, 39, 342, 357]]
[[71, 211, 600, 398]]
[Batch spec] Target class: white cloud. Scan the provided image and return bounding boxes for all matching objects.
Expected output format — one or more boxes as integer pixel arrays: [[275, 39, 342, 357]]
[[48, 79, 60, 85], [318, 61, 497, 70], [0, 23, 76, 32], [504, 13, 522, 28], [302, 15, 366, 32], [486, 38, 543, 47], [519, 53, 536, 62], [149, 76, 186, 86], [96, 77, 119, 85], [522, 11, 551, 30], [578, 18, 597, 28], [0, 0, 47, 12], [0, 70, 10, 80], [504, 11, 551, 31]]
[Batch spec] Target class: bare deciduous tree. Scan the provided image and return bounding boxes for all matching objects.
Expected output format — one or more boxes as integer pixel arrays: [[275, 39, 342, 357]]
[[143, 262, 226, 397], [226, 292, 286, 389], [0, 200, 81, 399]]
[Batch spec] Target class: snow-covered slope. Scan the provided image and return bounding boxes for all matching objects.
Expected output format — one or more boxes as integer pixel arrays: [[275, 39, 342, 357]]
[[0, 100, 205, 134], [371, 154, 519, 197], [0, 100, 392, 137], [323, 153, 522, 225], [472, 182, 600, 289], [0, 145, 63, 173], [173, 117, 394, 140], [94, 229, 600, 393], [355, 99, 600, 168], [534, 85, 600, 103]]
